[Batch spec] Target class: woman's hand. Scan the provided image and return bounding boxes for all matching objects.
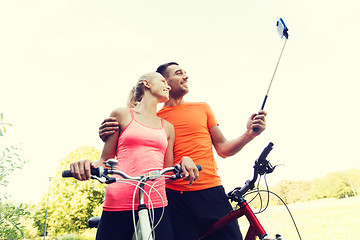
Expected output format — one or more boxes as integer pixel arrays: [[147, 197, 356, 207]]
[[180, 156, 199, 186], [70, 159, 93, 181]]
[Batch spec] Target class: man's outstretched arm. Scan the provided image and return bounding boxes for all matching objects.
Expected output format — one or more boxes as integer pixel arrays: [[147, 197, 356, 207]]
[[210, 111, 267, 158]]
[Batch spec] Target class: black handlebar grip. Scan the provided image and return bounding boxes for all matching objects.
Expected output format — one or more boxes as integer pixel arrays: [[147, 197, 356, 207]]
[[62, 170, 73, 178], [258, 142, 274, 161], [62, 167, 101, 178], [196, 165, 203, 171]]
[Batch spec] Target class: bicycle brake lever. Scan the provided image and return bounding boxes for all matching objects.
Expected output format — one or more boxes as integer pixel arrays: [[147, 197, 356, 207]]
[[104, 158, 118, 169], [91, 175, 106, 183], [170, 164, 184, 179]]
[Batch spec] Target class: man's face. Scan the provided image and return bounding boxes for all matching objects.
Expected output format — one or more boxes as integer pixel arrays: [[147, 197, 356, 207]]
[[165, 64, 189, 98]]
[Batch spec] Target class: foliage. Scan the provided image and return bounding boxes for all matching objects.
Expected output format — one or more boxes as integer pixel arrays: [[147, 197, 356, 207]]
[[0, 144, 24, 188], [0, 112, 12, 137], [0, 113, 30, 239], [0, 200, 30, 239], [33, 146, 105, 237], [270, 180, 312, 205], [311, 169, 360, 199], [0, 113, 25, 188], [262, 168, 360, 205]]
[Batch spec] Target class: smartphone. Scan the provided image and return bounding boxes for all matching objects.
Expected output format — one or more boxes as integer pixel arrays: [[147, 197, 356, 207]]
[[276, 18, 289, 39]]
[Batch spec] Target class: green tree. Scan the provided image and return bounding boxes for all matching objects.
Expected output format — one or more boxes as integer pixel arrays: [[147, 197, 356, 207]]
[[0, 202, 30, 239], [0, 113, 23, 188], [0, 113, 30, 239], [33, 146, 105, 237], [312, 169, 360, 199], [271, 180, 312, 205], [0, 112, 12, 137]]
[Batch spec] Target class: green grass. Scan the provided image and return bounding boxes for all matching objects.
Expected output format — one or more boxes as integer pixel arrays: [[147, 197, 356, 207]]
[[29, 197, 360, 239], [238, 196, 360, 239]]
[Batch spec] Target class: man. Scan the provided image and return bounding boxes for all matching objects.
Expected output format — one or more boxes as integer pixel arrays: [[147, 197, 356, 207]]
[[99, 62, 267, 240]]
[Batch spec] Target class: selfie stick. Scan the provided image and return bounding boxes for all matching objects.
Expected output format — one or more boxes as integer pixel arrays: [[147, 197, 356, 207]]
[[254, 18, 289, 132]]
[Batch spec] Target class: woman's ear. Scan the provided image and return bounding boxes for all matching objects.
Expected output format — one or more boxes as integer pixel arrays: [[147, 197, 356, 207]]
[[143, 79, 151, 89]]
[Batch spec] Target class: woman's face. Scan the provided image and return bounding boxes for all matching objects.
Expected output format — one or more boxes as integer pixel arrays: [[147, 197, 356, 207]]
[[149, 73, 171, 103]]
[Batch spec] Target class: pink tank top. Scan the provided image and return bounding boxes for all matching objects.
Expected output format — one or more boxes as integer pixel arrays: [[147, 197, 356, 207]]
[[103, 109, 168, 211]]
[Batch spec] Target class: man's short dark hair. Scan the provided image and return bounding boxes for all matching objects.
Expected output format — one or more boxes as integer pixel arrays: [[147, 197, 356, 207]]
[[156, 62, 179, 77]]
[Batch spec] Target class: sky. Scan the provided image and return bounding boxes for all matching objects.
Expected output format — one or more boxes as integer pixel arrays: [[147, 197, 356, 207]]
[[1, 0, 359, 204]]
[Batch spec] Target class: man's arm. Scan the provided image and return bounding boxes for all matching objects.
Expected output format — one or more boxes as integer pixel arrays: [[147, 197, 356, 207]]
[[210, 111, 267, 158], [99, 117, 120, 142]]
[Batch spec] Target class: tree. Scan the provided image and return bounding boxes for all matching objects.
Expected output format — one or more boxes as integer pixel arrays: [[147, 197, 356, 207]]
[[33, 146, 105, 237], [270, 180, 312, 204], [0, 113, 30, 239], [312, 169, 360, 199], [0, 202, 30, 239], [0, 113, 23, 188], [0, 112, 12, 137]]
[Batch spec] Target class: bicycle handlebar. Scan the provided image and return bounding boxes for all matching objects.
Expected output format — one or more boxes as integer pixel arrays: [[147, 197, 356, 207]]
[[62, 160, 202, 184], [227, 142, 275, 200], [258, 142, 273, 162], [62, 167, 102, 178]]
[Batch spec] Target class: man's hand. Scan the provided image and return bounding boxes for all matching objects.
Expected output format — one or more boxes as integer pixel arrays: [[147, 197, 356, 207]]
[[99, 117, 120, 142], [70, 159, 93, 181], [180, 156, 199, 186], [247, 110, 267, 137]]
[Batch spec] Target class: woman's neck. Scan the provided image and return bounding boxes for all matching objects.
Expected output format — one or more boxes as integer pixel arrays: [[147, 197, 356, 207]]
[[133, 96, 158, 116]]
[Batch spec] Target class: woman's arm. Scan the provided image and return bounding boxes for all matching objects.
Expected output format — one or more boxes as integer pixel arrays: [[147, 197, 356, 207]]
[[163, 121, 175, 168], [94, 110, 121, 166], [70, 108, 126, 180]]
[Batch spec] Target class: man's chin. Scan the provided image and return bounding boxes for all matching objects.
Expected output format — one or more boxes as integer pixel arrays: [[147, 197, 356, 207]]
[[182, 87, 189, 94]]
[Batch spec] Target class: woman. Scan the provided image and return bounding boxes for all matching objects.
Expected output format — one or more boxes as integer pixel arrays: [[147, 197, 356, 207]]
[[70, 72, 199, 240]]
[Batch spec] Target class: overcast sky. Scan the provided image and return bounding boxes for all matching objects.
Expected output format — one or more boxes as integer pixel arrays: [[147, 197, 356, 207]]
[[1, 0, 359, 203]]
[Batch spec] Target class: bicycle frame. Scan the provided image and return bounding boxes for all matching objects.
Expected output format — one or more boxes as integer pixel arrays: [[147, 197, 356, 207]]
[[200, 142, 282, 240], [200, 197, 267, 240]]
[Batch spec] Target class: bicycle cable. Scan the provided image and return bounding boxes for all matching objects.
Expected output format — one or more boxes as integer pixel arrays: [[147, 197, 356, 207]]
[[258, 189, 303, 240], [243, 176, 303, 240], [124, 174, 183, 240], [115, 179, 163, 240]]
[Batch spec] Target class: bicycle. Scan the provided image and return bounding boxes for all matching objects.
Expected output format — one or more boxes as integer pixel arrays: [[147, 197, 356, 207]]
[[62, 159, 202, 240], [199, 142, 302, 240]]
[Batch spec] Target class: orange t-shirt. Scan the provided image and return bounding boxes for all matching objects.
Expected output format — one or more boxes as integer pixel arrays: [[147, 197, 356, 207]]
[[157, 102, 222, 191]]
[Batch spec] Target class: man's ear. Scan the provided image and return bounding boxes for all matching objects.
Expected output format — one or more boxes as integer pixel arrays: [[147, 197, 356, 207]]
[[143, 79, 151, 89]]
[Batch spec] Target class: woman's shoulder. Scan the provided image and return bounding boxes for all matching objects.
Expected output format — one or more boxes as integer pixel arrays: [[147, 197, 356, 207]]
[[110, 107, 131, 119], [162, 119, 174, 131]]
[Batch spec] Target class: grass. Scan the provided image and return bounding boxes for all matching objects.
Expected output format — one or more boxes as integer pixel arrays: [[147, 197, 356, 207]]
[[30, 197, 360, 239], [238, 196, 360, 239]]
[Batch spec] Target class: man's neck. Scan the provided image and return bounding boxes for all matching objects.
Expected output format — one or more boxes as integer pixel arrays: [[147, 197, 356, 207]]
[[164, 96, 185, 107]]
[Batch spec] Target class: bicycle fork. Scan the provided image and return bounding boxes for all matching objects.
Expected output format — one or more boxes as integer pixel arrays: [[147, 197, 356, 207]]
[[132, 181, 154, 240]]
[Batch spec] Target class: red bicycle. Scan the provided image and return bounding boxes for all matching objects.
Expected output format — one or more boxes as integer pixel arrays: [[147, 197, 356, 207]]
[[200, 142, 302, 240]]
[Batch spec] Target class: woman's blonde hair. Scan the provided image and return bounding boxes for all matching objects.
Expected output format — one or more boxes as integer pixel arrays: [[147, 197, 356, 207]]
[[128, 72, 160, 108]]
